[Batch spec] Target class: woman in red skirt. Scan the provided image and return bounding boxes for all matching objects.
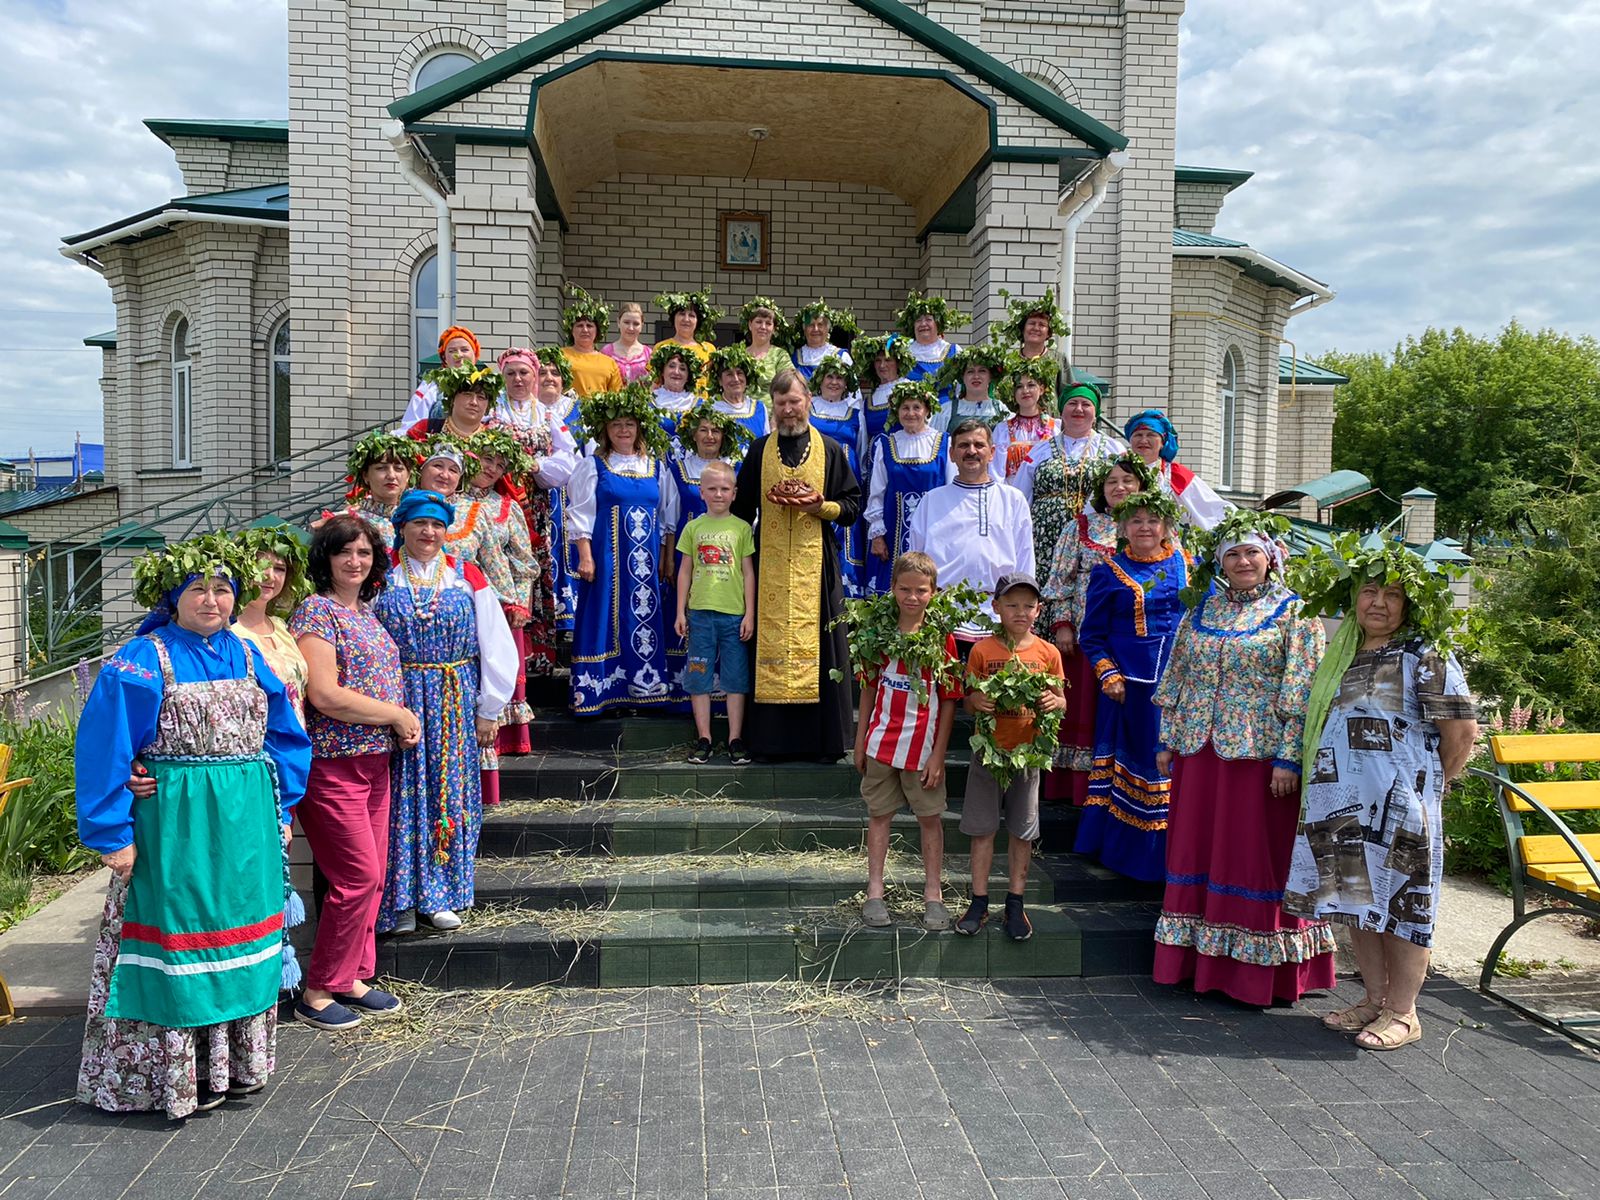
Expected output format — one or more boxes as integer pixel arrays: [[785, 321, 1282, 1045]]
[[1150, 510, 1335, 1005]]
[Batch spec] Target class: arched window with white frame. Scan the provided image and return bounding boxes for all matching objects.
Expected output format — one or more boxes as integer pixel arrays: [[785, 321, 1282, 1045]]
[[1218, 348, 1241, 489], [171, 318, 193, 468], [413, 250, 438, 382], [268, 317, 291, 463], [411, 49, 476, 93]]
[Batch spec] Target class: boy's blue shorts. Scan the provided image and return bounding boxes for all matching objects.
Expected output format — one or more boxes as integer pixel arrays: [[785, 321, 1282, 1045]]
[[684, 609, 750, 695]]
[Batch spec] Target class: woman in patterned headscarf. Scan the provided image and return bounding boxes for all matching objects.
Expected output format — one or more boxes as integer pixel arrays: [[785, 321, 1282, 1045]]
[[1122, 408, 1231, 530]]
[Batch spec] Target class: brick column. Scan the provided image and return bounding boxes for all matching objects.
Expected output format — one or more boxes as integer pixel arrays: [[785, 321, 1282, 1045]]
[[1112, 0, 1181, 418], [968, 160, 1059, 343], [507, 0, 565, 43], [449, 143, 545, 350], [183, 225, 266, 481], [918, 234, 973, 314]]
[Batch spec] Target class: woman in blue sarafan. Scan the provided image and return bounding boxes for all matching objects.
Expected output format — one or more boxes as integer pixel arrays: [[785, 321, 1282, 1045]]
[[1076, 490, 1189, 881], [532, 347, 585, 634], [863, 380, 954, 596], [806, 354, 869, 599], [374, 489, 518, 934], [74, 533, 310, 1120], [851, 333, 916, 480], [705, 344, 769, 441], [567, 382, 683, 715], [790, 299, 859, 383], [894, 290, 968, 410]]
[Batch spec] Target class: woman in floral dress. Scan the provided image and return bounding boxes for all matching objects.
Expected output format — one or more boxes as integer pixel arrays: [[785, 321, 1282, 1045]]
[[374, 490, 518, 934], [1151, 513, 1335, 1005], [1040, 455, 1152, 803], [74, 534, 310, 1119], [1013, 382, 1125, 585]]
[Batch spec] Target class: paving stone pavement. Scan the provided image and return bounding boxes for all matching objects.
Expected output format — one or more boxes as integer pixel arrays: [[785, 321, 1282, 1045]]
[[1, 974, 1597, 1200]]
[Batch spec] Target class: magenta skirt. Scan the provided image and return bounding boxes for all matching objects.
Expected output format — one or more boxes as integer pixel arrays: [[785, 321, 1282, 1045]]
[[1042, 644, 1098, 804], [1152, 744, 1336, 1006]]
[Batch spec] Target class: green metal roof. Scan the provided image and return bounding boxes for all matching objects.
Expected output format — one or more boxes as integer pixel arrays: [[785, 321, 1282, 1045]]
[[1072, 367, 1109, 391], [387, 0, 1125, 151], [1278, 356, 1349, 386], [1174, 165, 1253, 190], [0, 486, 112, 520], [144, 119, 288, 145], [1260, 469, 1375, 513], [0, 519, 28, 550], [1173, 228, 1247, 249], [63, 182, 288, 248], [84, 330, 117, 349]]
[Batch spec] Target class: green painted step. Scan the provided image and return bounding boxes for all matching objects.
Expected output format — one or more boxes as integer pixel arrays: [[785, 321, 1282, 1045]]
[[472, 852, 1054, 911], [523, 709, 981, 756], [496, 755, 972, 803]]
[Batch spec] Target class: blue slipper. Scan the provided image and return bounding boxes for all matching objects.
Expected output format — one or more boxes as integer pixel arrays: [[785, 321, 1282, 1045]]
[[334, 988, 404, 1017], [293, 999, 362, 1031]]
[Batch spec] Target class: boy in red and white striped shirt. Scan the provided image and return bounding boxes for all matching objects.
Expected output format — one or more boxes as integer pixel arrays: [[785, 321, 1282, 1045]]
[[853, 552, 963, 932]]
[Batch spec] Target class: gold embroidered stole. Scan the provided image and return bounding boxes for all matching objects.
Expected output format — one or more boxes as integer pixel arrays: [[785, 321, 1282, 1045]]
[[754, 428, 828, 703]]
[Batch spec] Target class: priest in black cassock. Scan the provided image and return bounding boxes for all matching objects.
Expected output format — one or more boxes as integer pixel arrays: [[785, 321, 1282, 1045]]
[[731, 367, 862, 761]]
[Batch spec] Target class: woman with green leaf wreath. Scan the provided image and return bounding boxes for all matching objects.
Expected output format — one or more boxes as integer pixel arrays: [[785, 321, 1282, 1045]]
[[74, 533, 311, 1117], [997, 289, 1070, 398], [808, 354, 869, 598], [650, 341, 703, 440], [895, 290, 968, 409], [864, 380, 955, 596], [1148, 510, 1335, 1006], [403, 361, 504, 444], [992, 355, 1061, 481], [323, 431, 418, 551], [790, 298, 860, 384], [234, 522, 312, 723], [738, 297, 792, 396], [566, 383, 684, 715], [559, 284, 625, 398], [932, 339, 1011, 433], [602, 301, 652, 384], [852, 333, 915, 476], [705, 344, 768, 440], [1039, 454, 1153, 803], [654, 288, 721, 377], [1074, 489, 1189, 881], [1283, 538, 1477, 1051]]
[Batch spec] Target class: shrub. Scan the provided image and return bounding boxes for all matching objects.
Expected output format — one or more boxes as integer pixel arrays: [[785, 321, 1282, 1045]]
[[0, 692, 92, 874]]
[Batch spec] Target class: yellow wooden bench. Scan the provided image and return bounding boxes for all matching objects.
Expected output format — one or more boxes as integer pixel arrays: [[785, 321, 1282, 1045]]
[[1466, 733, 1600, 1037], [0, 743, 36, 1026]]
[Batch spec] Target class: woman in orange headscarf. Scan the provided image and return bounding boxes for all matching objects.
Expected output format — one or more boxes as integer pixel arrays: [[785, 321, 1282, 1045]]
[[401, 326, 481, 426]]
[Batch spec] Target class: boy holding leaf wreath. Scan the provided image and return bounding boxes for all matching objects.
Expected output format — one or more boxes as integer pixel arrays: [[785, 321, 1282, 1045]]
[[851, 552, 965, 932], [958, 573, 1067, 942]]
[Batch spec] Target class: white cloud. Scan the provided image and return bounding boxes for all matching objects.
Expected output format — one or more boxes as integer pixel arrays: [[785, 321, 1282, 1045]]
[[1177, 0, 1600, 357], [0, 0, 286, 456]]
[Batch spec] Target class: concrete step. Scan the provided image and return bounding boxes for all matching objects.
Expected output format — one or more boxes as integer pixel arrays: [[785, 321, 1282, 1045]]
[[519, 708, 979, 756], [471, 852, 1057, 911], [374, 900, 1160, 989], [496, 754, 965, 803]]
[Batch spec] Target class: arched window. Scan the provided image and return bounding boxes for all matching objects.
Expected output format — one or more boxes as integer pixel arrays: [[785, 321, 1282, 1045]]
[[411, 49, 476, 93], [268, 318, 291, 463], [1219, 349, 1240, 489], [171, 318, 193, 468], [413, 250, 438, 382]]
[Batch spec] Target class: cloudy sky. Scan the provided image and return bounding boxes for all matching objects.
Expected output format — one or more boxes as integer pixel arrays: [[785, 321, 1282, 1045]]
[[5, 0, 1598, 455]]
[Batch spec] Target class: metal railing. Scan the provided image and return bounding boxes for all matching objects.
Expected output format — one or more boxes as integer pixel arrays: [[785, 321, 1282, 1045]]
[[23, 423, 383, 676]]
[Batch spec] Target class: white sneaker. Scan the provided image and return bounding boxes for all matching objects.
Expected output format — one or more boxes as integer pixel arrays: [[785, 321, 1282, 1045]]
[[423, 910, 462, 931], [392, 910, 417, 934]]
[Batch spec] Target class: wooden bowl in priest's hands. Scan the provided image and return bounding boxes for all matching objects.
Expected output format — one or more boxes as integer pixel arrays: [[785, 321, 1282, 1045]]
[[767, 478, 819, 507]]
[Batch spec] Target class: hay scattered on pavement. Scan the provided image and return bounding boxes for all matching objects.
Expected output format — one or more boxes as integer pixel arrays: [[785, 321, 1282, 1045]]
[[457, 901, 619, 942]]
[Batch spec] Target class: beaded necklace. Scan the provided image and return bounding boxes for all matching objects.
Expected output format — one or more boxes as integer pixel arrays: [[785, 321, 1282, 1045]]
[[400, 549, 444, 621]]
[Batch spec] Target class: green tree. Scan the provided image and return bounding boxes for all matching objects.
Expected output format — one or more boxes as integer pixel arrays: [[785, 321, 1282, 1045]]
[[1322, 323, 1600, 550]]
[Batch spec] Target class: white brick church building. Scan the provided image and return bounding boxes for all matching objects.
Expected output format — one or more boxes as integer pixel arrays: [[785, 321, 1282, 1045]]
[[64, 0, 1338, 517]]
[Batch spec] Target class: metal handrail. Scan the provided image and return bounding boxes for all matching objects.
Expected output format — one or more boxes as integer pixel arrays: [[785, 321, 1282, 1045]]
[[23, 422, 385, 676]]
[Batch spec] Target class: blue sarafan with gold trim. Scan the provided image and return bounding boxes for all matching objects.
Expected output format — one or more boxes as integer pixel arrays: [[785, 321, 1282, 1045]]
[[1073, 539, 1189, 883]]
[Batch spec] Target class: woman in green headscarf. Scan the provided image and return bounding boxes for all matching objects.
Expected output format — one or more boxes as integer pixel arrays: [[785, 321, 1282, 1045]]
[[1283, 541, 1477, 1051]]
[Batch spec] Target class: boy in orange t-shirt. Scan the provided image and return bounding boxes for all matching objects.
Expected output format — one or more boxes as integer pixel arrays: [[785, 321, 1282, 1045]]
[[958, 573, 1066, 942]]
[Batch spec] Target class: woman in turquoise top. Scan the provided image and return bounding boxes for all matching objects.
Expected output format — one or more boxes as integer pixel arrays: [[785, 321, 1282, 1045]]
[[1151, 512, 1334, 1006], [1075, 491, 1188, 881]]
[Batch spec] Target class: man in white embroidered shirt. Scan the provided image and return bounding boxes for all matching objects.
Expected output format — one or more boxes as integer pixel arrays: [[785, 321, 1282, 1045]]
[[906, 419, 1035, 650]]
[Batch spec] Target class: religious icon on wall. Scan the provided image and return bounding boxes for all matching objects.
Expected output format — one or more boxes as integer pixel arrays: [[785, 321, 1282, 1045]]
[[719, 211, 768, 272]]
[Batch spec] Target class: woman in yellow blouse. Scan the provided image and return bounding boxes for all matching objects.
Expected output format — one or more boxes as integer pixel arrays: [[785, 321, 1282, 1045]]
[[233, 524, 311, 723], [560, 285, 625, 399], [653, 288, 721, 373], [1150, 510, 1333, 1006]]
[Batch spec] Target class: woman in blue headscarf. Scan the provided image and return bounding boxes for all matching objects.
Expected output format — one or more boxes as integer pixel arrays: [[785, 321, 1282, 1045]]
[[1122, 409, 1231, 530], [75, 533, 311, 1120], [373, 489, 517, 935]]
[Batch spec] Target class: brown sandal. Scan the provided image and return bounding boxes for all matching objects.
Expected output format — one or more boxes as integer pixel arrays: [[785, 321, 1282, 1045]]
[[1322, 999, 1384, 1032], [1355, 1007, 1421, 1051]]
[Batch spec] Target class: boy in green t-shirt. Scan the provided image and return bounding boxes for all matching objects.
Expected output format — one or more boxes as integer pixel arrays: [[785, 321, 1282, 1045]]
[[673, 460, 757, 763]]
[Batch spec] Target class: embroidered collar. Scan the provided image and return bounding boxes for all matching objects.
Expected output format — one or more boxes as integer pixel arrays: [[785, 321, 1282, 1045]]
[[1126, 540, 1175, 564], [909, 338, 951, 362], [954, 478, 994, 491], [1221, 580, 1279, 603]]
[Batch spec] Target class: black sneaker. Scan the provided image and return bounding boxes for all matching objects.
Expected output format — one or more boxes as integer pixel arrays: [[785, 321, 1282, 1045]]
[[955, 898, 989, 936], [687, 738, 713, 764], [728, 739, 752, 765], [1003, 896, 1033, 942]]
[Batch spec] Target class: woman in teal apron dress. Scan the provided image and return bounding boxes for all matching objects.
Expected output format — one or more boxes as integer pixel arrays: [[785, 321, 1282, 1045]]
[[75, 535, 310, 1120]]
